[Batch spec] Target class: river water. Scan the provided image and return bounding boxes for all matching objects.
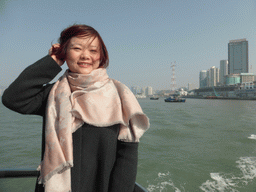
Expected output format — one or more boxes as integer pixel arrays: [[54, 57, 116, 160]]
[[1, 98, 256, 191]]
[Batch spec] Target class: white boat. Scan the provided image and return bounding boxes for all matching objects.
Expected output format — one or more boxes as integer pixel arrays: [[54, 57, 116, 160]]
[[135, 94, 146, 99]]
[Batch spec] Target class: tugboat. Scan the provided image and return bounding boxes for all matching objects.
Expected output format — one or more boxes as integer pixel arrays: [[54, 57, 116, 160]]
[[165, 94, 186, 102]]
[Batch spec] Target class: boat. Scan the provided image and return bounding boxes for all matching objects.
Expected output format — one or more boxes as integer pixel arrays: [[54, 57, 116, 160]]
[[135, 94, 146, 99], [165, 95, 186, 102], [0, 169, 148, 192], [150, 96, 159, 100]]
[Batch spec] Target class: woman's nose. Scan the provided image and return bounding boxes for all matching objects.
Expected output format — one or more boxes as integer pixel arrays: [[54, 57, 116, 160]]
[[80, 50, 90, 59]]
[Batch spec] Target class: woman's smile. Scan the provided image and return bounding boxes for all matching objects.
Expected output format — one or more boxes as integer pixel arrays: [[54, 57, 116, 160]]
[[77, 62, 92, 67]]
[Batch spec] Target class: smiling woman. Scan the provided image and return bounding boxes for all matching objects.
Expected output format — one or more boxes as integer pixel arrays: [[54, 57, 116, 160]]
[[65, 36, 101, 74], [2, 24, 150, 192], [50, 24, 109, 69]]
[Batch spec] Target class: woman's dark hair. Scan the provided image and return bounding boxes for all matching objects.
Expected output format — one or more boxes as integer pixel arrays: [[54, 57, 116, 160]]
[[52, 24, 109, 68]]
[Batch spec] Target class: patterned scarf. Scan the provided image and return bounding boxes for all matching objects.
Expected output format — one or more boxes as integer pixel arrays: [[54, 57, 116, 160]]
[[37, 68, 150, 192]]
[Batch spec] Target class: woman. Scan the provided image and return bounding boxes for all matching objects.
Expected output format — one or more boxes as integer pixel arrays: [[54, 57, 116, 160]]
[[2, 24, 149, 192]]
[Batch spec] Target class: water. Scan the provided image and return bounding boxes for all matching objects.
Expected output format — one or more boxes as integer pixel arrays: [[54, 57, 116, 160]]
[[1, 98, 256, 191]]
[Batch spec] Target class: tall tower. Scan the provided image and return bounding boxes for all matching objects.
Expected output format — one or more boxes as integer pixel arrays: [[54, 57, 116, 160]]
[[170, 61, 177, 91], [199, 70, 207, 88], [209, 66, 219, 87], [219, 60, 228, 85], [145, 86, 153, 96], [228, 38, 248, 74]]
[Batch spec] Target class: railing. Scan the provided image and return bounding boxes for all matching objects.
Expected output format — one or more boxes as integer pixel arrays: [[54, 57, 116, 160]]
[[0, 169, 148, 192], [0, 168, 38, 178]]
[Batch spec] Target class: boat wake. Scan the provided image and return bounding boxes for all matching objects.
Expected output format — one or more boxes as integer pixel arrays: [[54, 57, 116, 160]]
[[200, 156, 256, 192], [248, 134, 256, 140], [146, 135, 256, 192], [147, 172, 183, 192]]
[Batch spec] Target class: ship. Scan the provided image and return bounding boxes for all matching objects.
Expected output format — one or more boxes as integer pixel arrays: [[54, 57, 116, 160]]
[[165, 94, 186, 102], [150, 96, 159, 100]]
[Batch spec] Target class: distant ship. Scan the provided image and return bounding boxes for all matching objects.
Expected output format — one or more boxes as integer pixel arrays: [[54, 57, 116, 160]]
[[150, 96, 159, 100], [135, 94, 146, 99], [165, 95, 186, 102]]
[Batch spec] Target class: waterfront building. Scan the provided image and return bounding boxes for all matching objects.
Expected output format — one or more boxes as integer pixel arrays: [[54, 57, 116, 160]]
[[188, 83, 196, 91], [240, 73, 254, 84], [141, 87, 146, 96], [225, 74, 240, 85], [220, 60, 228, 85], [194, 82, 256, 99], [177, 88, 188, 96], [194, 85, 238, 97], [209, 66, 219, 87], [145, 86, 153, 96], [239, 82, 254, 90], [131, 86, 141, 95], [228, 38, 248, 74], [199, 70, 207, 88]]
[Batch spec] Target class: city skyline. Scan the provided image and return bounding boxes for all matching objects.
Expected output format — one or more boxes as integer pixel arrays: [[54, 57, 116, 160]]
[[0, 0, 256, 90], [199, 38, 252, 88]]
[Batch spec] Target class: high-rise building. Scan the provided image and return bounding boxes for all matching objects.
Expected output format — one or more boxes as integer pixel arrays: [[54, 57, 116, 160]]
[[219, 60, 228, 85], [145, 86, 153, 96], [199, 70, 207, 88], [141, 87, 146, 96], [188, 83, 196, 91], [228, 38, 248, 74], [206, 70, 210, 87], [131, 86, 141, 95], [209, 66, 219, 87]]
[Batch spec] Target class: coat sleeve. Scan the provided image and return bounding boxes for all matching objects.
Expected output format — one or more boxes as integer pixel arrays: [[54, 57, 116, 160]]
[[108, 140, 139, 192], [1, 55, 62, 116]]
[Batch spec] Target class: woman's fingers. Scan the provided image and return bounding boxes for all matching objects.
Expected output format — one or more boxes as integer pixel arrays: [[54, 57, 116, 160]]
[[49, 44, 64, 66]]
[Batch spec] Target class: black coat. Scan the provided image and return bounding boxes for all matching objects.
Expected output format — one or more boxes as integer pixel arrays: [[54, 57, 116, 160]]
[[2, 55, 141, 192]]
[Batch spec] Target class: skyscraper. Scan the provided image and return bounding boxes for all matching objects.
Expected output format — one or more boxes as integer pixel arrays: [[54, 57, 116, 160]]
[[219, 60, 228, 85], [188, 83, 196, 91], [228, 38, 248, 74], [199, 70, 207, 88], [145, 86, 153, 96], [131, 86, 141, 95], [209, 66, 219, 87]]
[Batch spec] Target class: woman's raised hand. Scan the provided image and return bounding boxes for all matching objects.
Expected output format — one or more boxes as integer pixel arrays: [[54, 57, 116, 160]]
[[49, 44, 65, 66]]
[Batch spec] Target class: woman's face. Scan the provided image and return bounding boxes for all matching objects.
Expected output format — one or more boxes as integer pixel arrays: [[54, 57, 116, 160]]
[[65, 36, 101, 74]]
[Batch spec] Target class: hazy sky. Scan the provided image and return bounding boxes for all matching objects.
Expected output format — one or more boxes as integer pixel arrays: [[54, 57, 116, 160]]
[[0, 0, 255, 90]]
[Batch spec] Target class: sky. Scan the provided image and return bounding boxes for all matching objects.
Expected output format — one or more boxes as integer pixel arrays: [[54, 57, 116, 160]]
[[0, 0, 256, 90]]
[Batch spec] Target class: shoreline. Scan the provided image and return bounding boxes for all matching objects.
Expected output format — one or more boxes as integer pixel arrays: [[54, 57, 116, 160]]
[[184, 96, 256, 100]]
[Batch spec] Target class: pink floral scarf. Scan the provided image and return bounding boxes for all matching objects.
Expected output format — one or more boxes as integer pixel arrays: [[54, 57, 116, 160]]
[[37, 68, 150, 191]]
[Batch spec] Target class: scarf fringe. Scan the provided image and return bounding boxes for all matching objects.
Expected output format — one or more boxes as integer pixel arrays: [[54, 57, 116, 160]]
[[38, 161, 73, 185]]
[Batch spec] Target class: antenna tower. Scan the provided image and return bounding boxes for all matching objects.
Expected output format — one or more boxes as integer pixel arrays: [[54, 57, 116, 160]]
[[170, 61, 177, 91]]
